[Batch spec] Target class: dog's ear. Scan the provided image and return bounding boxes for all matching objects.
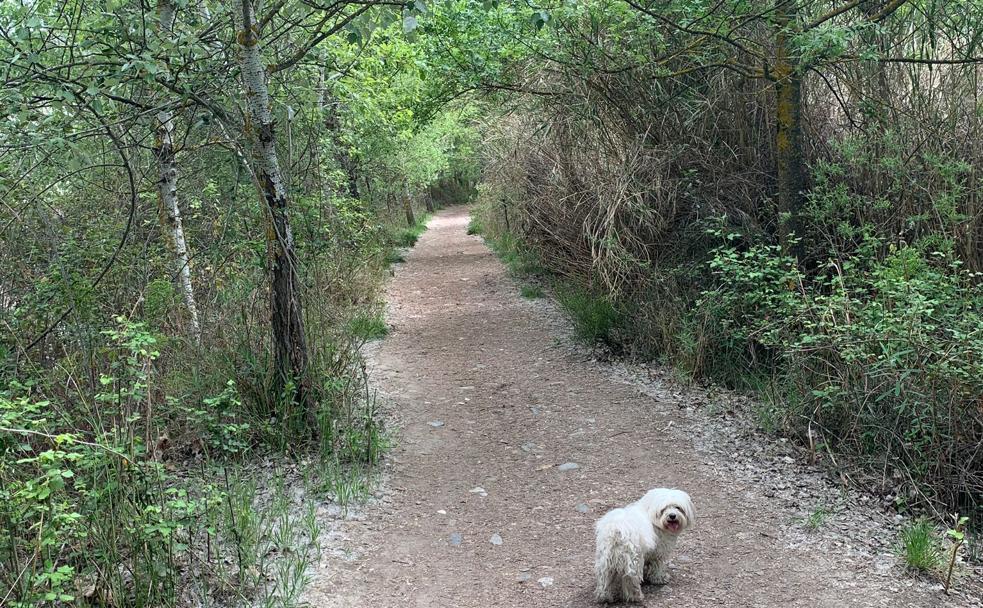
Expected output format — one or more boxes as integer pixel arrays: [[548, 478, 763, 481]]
[[680, 493, 696, 528]]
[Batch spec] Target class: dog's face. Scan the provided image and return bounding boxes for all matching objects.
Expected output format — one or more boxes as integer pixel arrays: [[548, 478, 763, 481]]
[[656, 502, 690, 534], [643, 489, 695, 535]]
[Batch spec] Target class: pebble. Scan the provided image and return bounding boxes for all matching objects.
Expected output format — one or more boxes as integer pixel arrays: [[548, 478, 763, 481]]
[[537, 576, 554, 589], [469, 486, 488, 497], [520, 442, 539, 453], [529, 406, 541, 415], [428, 420, 444, 428], [449, 533, 462, 546], [557, 462, 579, 471], [575, 503, 589, 513], [517, 572, 532, 583], [490, 533, 503, 546]]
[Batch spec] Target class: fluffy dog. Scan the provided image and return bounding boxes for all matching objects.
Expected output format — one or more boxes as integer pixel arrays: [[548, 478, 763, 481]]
[[593, 488, 695, 603]]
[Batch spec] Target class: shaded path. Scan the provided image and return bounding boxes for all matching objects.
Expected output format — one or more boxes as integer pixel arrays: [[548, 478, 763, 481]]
[[306, 207, 955, 607]]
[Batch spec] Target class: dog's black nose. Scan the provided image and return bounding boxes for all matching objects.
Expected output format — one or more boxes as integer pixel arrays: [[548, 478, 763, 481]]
[[667, 513, 677, 521]]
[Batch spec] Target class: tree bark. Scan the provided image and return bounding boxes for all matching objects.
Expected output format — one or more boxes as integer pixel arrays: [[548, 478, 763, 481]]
[[773, 2, 806, 255], [156, 0, 202, 344], [233, 0, 313, 417], [403, 185, 416, 226], [425, 185, 435, 213]]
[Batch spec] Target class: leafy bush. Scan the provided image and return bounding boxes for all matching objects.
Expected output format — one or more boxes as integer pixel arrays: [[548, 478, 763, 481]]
[[695, 236, 983, 514]]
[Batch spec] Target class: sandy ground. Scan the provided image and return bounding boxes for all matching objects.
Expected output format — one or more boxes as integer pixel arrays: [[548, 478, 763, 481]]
[[304, 207, 978, 608]]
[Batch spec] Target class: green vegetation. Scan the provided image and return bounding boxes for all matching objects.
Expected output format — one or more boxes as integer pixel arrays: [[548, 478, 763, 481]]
[[897, 520, 943, 574], [2, 0, 981, 602], [467, 0, 983, 528], [348, 312, 389, 341], [800, 506, 830, 532], [520, 285, 544, 299], [392, 215, 432, 249], [554, 283, 622, 346], [0, 1, 475, 604]]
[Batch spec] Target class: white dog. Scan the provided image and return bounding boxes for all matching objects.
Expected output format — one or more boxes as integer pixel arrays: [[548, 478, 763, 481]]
[[594, 488, 695, 603]]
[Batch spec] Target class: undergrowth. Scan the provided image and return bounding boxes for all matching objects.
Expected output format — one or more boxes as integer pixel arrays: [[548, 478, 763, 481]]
[[470, 153, 983, 529], [391, 214, 431, 249]]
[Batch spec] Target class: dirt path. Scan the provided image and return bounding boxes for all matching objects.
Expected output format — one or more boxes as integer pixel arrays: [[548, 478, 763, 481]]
[[305, 207, 968, 607]]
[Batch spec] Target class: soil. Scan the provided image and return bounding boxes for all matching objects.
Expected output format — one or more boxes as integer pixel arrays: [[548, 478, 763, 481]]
[[303, 206, 981, 608]]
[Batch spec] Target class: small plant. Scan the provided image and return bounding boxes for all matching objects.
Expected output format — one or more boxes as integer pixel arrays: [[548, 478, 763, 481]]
[[385, 250, 405, 265], [520, 284, 543, 299], [801, 505, 829, 531], [392, 214, 431, 248], [943, 514, 969, 594], [555, 282, 622, 345], [348, 312, 388, 341], [467, 215, 482, 235], [896, 519, 942, 573]]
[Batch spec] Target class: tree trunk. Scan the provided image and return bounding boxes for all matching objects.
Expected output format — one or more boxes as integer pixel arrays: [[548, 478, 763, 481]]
[[233, 0, 313, 417], [403, 186, 416, 226], [425, 185, 435, 213], [156, 0, 201, 344], [773, 2, 806, 255]]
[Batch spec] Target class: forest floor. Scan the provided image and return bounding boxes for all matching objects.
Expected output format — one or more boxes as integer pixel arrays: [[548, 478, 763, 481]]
[[303, 206, 981, 608]]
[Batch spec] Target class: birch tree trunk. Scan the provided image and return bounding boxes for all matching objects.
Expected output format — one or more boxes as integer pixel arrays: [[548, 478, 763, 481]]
[[403, 185, 416, 226], [233, 0, 313, 417], [156, 0, 202, 344]]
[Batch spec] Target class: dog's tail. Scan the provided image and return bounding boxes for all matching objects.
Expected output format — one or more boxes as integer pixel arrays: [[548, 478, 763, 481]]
[[594, 518, 642, 603]]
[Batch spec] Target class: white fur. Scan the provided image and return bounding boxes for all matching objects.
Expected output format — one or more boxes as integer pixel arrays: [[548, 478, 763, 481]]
[[594, 488, 695, 603]]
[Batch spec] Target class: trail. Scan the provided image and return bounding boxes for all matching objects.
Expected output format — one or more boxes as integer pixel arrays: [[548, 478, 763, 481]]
[[305, 207, 965, 607]]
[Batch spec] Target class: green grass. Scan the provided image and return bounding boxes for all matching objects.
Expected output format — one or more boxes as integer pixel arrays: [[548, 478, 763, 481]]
[[347, 312, 388, 340], [520, 284, 544, 299], [800, 505, 829, 531], [467, 215, 482, 235], [393, 215, 431, 248], [897, 519, 943, 573], [384, 250, 405, 265], [486, 233, 543, 276], [554, 282, 622, 345]]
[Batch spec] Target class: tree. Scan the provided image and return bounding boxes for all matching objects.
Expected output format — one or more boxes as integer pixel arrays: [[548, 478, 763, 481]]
[[232, 0, 313, 416], [156, 0, 202, 344]]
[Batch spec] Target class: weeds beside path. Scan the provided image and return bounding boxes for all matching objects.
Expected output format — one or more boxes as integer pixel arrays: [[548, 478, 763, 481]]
[[305, 207, 978, 607]]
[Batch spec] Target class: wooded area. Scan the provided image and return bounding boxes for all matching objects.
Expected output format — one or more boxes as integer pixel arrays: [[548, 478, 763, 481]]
[[1, 0, 981, 605]]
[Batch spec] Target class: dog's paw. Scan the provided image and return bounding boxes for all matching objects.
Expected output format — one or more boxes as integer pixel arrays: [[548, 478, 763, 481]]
[[645, 571, 670, 585], [624, 590, 644, 603]]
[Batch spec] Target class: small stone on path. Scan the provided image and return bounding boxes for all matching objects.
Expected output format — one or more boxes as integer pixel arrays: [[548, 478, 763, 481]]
[[449, 533, 462, 546], [575, 503, 589, 513], [428, 420, 444, 428], [529, 406, 541, 415], [557, 462, 579, 471], [517, 573, 532, 583], [537, 576, 554, 589], [469, 486, 488, 497], [489, 533, 503, 546]]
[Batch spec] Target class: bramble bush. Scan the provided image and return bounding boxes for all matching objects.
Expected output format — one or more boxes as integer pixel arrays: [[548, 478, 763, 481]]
[[697, 235, 983, 515]]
